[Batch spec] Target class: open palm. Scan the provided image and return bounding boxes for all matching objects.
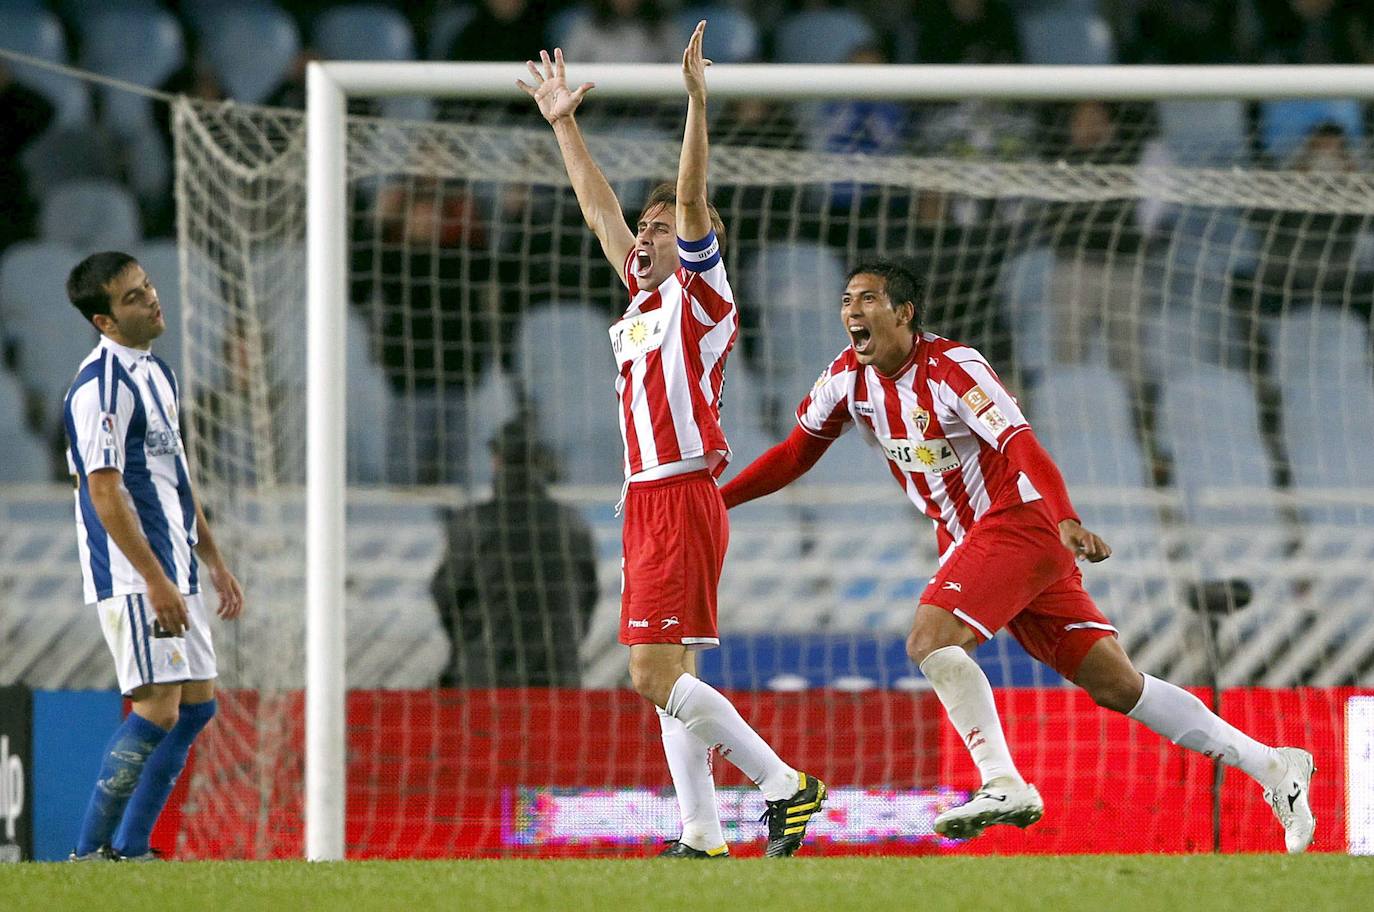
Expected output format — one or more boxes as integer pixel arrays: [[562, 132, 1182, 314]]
[[517, 48, 594, 125]]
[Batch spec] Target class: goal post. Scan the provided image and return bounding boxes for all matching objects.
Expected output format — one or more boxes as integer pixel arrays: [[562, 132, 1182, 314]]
[[289, 62, 1374, 861]]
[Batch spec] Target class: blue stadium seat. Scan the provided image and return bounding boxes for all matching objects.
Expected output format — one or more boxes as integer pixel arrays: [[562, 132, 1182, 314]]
[[1157, 100, 1247, 166], [1158, 365, 1277, 526], [1017, 5, 1115, 65], [79, 8, 185, 134], [674, 6, 760, 63], [39, 179, 141, 251], [314, 4, 415, 61], [428, 3, 477, 60], [1259, 99, 1363, 164], [773, 10, 876, 64], [0, 8, 90, 126], [0, 369, 51, 482], [517, 302, 622, 485], [545, 5, 589, 51], [198, 3, 300, 104], [742, 242, 849, 402], [995, 246, 1054, 381], [0, 241, 76, 342], [1029, 364, 1151, 526], [1275, 307, 1374, 523], [129, 241, 183, 380]]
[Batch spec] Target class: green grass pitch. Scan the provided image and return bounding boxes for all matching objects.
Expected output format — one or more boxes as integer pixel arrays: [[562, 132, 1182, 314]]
[[4, 856, 1371, 912]]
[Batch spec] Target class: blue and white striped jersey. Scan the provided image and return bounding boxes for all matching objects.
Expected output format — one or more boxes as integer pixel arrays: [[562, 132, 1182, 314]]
[[64, 336, 199, 604]]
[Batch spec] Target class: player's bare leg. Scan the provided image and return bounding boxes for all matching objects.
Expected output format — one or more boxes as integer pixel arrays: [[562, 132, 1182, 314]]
[[908, 605, 1044, 839], [1075, 637, 1315, 853], [630, 643, 826, 856]]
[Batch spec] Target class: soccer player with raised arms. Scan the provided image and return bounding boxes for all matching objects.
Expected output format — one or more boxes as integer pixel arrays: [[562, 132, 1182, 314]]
[[519, 22, 825, 857], [720, 259, 1316, 852], [63, 252, 244, 860]]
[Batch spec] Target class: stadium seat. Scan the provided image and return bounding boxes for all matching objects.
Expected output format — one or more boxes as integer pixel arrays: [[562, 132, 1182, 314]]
[[0, 240, 77, 340], [39, 179, 142, 251], [742, 242, 849, 403], [773, 10, 876, 64], [674, 6, 760, 63], [1275, 307, 1374, 523], [428, 3, 477, 60], [19, 125, 124, 200], [995, 246, 1055, 381], [1158, 364, 1278, 527], [0, 369, 51, 482], [79, 8, 186, 134], [314, 4, 416, 62], [0, 8, 90, 126], [1017, 5, 1116, 65], [1029, 364, 1152, 526], [545, 5, 589, 51], [516, 302, 623, 485], [198, 3, 300, 105], [1157, 100, 1247, 166], [1259, 99, 1363, 165]]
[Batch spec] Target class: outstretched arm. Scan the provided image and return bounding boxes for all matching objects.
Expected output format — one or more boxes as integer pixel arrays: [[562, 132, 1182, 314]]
[[719, 425, 834, 508], [518, 49, 635, 284], [676, 21, 713, 243]]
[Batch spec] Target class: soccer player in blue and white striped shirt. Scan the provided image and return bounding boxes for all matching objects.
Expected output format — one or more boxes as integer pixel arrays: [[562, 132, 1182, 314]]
[[62, 251, 244, 861]]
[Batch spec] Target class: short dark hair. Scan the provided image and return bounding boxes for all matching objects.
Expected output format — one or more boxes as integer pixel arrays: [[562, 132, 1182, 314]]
[[67, 251, 137, 325], [638, 181, 726, 252], [846, 259, 925, 331]]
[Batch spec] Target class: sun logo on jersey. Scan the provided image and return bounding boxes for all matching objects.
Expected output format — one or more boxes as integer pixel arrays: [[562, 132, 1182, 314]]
[[628, 319, 649, 346], [915, 445, 937, 466]]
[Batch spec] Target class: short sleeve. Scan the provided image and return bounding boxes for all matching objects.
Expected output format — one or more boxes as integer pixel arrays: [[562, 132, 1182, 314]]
[[68, 376, 131, 474], [795, 355, 854, 440], [937, 349, 1030, 451]]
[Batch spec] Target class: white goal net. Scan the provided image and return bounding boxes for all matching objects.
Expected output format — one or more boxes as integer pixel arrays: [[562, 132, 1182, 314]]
[[167, 78, 1374, 858]]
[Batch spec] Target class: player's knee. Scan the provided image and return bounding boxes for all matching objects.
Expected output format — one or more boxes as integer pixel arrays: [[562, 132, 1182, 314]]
[[906, 615, 976, 667], [627, 655, 676, 707], [1084, 670, 1143, 714], [140, 705, 180, 731]]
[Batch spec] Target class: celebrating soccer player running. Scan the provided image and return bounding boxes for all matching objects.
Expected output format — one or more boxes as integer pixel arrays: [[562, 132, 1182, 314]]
[[519, 23, 826, 858], [63, 252, 244, 861], [720, 259, 1315, 853]]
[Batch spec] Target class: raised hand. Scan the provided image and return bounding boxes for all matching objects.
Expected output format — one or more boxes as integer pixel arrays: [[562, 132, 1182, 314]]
[[682, 20, 711, 102], [517, 48, 594, 125]]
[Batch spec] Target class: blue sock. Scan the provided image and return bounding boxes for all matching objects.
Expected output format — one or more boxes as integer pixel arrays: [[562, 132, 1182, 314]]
[[113, 699, 217, 857], [75, 712, 169, 855]]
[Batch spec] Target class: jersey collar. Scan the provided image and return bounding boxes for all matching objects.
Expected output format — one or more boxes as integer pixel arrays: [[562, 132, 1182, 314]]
[[875, 334, 922, 381], [98, 334, 154, 370]]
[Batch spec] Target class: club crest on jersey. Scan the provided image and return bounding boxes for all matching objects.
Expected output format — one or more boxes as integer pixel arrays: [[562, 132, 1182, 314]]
[[910, 406, 930, 436]]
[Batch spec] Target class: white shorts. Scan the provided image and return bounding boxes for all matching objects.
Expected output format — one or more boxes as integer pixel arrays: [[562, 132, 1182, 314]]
[[97, 591, 217, 696]]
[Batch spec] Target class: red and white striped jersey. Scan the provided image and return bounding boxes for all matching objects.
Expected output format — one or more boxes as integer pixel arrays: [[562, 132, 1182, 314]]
[[796, 333, 1041, 561], [610, 231, 738, 478]]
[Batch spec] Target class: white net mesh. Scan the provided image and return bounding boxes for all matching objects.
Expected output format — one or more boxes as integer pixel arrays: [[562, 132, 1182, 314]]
[[170, 91, 1374, 858]]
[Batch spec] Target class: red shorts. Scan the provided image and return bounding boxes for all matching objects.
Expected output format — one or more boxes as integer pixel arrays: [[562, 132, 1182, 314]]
[[921, 502, 1117, 680], [619, 469, 728, 648]]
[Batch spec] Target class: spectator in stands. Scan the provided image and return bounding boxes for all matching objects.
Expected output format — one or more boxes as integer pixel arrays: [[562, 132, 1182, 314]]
[[562, 0, 676, 63], [0, 62, 55, 254], [430, 417, 599, 687], [1256, 0, 1374, 64], [914, 0, 1021, 64], [1127, 0, 1244, 64], [350, 170, 499, 484]]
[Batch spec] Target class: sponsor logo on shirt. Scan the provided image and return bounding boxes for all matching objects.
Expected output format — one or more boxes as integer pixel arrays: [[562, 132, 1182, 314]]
[[853, 401, 875, 417], [877, 436, 962, 474], [99, 412, 118, 450], [661, 616, 680, 630], [962, 385, 992, 413], [943, 581, 962, 592], [627, 618, 649, 629], [609, 313, 669, 366], [144, 419, 183, 458]]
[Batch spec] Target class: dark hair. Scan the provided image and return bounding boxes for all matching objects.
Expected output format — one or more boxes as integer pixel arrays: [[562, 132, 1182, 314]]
[[846, 259, 925, 331], [67, 251, 137, 325], [638, 181, 726, 252]]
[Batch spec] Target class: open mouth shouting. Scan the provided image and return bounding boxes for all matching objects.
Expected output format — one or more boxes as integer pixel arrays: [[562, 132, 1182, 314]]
[[634, 248, 653, 279], [848, 321, 873, 355]]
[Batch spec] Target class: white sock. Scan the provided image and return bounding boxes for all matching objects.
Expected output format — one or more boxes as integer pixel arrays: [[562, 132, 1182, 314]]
[[657, 707, 726, 850], [920, 645, 1023, 786], [665, 674, 799, 802], [1127, 674, 1286, 788]]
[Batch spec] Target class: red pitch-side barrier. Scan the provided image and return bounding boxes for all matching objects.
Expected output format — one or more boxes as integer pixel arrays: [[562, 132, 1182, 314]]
[[169, 687, 1366, 858]]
